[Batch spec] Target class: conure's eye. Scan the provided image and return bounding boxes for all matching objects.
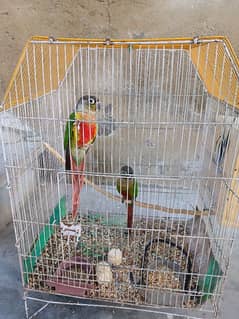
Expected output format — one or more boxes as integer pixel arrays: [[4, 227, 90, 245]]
[[89, 98, 95, 105]]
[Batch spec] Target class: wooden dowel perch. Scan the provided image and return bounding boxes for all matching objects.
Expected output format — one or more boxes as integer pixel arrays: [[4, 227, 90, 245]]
[[43, 142, 211, 217]]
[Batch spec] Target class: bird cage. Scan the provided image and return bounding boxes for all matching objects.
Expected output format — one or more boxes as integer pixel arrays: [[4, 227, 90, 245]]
[[1, 36, 239, 319]]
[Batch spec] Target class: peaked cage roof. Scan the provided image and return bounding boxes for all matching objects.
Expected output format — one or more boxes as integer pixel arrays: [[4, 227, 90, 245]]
[[2, 36, 239, 111]]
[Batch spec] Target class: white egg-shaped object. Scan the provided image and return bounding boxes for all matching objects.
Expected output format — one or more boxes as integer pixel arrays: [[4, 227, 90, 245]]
[[96, 261, 113, 284], [108, 248, 123, 266]]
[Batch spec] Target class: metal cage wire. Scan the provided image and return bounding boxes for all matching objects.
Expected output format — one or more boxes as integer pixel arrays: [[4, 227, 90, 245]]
[[1, 36, 239, 319]]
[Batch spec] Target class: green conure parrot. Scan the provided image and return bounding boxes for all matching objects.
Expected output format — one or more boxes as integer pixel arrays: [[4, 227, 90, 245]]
[[116, 166, 138, 230], [64, 95, 98, 220]]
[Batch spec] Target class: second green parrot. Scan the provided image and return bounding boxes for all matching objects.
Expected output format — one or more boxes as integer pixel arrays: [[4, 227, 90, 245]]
[[116, 165, 138, 230]]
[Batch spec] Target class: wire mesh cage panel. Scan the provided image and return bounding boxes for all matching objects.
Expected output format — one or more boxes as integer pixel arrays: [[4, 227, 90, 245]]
[[1, 36, 239, 319]]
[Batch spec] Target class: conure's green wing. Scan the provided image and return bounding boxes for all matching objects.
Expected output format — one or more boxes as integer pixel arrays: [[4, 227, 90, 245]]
[[64, 112, 75, 150], [133, 179, 139, 199], [198, 253, 223, 303], [128, 179, 138, 200], [64, 112, 75, 170]]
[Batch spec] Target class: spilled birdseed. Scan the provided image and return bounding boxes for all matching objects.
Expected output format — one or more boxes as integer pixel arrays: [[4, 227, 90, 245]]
[[27, 215, 198, 307]]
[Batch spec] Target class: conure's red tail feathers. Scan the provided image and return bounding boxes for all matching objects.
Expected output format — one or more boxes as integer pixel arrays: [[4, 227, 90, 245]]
[[127, 202, 134, 229], [71, 160, 85, 219]]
